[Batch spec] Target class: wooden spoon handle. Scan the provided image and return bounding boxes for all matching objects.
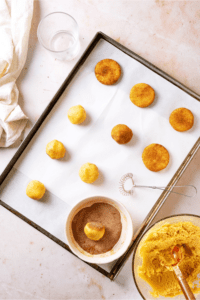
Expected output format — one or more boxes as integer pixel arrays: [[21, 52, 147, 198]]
[[173, 266, 196, 300]]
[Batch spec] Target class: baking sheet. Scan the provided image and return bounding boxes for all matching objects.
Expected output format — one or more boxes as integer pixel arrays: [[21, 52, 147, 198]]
[[152, 144, 200, 223], [0, 38, 200, 273]]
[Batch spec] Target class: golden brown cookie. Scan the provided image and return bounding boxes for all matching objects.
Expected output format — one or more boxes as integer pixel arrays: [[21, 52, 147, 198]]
[[111, 124, 133, 144], [130, 83, 155, 108], [142, 143, 169, 172], [169, 107, 194, 132], [46, 140, 66, 159], [26, 180, 46, 200], [79, 163, 99, 183], [95, 59, 121, 85]]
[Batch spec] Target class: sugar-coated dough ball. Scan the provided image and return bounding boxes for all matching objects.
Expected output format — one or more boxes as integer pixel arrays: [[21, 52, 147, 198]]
[[169, 107, 194, 132], [26, 180, 46, 200], [68, 105, 86, 124], [79, 163, 99, 183], [84, 222, 105, 241], [46, 140, 66, 159], [130, 83, 155, 108], [111, 124, 133, 144], [95, 59, 121, 85], [142, 143, 169, 172]]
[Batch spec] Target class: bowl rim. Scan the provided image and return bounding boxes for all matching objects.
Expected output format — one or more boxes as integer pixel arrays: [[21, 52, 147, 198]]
[[37, 11, 79, 53], [65, 195, 134, 264], [132, 213, 200, 300]]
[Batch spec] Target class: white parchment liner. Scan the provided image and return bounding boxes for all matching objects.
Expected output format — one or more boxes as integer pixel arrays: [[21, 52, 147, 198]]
[[1, 39, 200, 271]]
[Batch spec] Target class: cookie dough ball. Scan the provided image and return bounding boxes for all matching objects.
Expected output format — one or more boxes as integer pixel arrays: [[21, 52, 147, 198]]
[[79, 163, 99, 183], [46, 140, 66, 159], [95, 59, 121, 85], [142, 143, 169, 172], [111, 124, 133, 144], [169, 107, 194, 132], [68, 105, 86, 124], [84, 222, 105, 241], [130, 83, 155, 108], [26, 180, 46, 200]]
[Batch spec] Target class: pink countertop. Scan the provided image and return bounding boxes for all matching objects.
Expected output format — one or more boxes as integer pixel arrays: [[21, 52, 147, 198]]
[[0, 1, 200, 299]]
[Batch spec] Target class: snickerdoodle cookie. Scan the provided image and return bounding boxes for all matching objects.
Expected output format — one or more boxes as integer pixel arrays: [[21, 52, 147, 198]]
[[130, 83, 155, 108], [169, 107, 194, 132], [142, 143, 169, 172], [95, 59, 121, 85]]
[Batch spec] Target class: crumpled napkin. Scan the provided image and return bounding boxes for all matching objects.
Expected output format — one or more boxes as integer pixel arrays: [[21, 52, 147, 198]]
[[0, 0, 33, 147]]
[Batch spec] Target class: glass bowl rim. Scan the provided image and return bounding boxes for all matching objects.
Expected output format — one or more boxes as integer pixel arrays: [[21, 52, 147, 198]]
[[132, 213, 200, 300], [37, 11, 79, 53]]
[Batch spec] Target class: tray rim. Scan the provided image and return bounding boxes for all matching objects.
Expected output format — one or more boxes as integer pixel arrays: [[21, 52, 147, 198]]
[[0, 31, 200, 281]]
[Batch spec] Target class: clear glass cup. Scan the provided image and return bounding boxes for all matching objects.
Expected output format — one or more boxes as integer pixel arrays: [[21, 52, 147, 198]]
[[37, 12, 80, 61]]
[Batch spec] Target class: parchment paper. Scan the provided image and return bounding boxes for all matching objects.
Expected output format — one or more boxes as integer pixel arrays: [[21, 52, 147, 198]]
[[1, 39, 200, 271]]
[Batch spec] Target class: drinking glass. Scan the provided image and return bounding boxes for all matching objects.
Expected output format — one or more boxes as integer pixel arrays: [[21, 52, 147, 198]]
[[37, 12, 80, 61]]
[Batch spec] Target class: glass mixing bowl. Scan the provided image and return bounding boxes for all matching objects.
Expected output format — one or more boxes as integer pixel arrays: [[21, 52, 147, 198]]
[[132, 214, 200, 300]]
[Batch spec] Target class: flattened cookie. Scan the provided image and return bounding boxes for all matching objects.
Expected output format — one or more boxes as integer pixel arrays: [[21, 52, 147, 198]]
[[95, 59, 121, 85], [111, 124, 133, 144], [130, 83, 155, 108], [169, 107, 194, 132], [142, 143, 169, 172]]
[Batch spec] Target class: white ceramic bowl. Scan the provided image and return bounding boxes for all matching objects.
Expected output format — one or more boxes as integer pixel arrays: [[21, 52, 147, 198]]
[[65, 196, 133, 264]]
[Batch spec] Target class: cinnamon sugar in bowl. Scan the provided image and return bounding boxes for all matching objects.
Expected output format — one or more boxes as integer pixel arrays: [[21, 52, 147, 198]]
[[65, 196, 133, 264]]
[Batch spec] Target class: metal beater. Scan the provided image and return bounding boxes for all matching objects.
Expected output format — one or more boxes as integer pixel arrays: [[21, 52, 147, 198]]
[[119, 173, 197, 197]]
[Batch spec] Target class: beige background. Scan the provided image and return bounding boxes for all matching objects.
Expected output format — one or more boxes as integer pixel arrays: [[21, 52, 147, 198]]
[[0, 1, 200, 299]]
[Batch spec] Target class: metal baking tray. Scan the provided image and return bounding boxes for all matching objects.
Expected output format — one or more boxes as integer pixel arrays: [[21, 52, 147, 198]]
[[0, 32, 200, 281]]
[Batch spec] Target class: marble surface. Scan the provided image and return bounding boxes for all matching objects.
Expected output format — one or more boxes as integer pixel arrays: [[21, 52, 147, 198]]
[[1, 1, 200, 299]]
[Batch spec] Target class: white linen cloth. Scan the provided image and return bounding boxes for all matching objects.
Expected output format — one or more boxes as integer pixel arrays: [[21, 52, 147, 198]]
[[0, 0, 33, 147]]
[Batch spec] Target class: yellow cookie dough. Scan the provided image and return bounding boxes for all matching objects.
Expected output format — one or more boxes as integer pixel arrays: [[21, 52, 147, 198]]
[[68, 105, 86, 124], [79, 163, 99, 183], [46, 140, 66, 159], [138, 222, 200, 298], [26, 180, 46, 200], [84, 222, 105, 241]]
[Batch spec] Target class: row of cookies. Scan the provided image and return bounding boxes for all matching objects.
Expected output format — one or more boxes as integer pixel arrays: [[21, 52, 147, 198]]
[[96, 59, 194, 131], [95, 59, 194, 170], [26, 58, 194, 200], [26, 105, 98, 200]]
